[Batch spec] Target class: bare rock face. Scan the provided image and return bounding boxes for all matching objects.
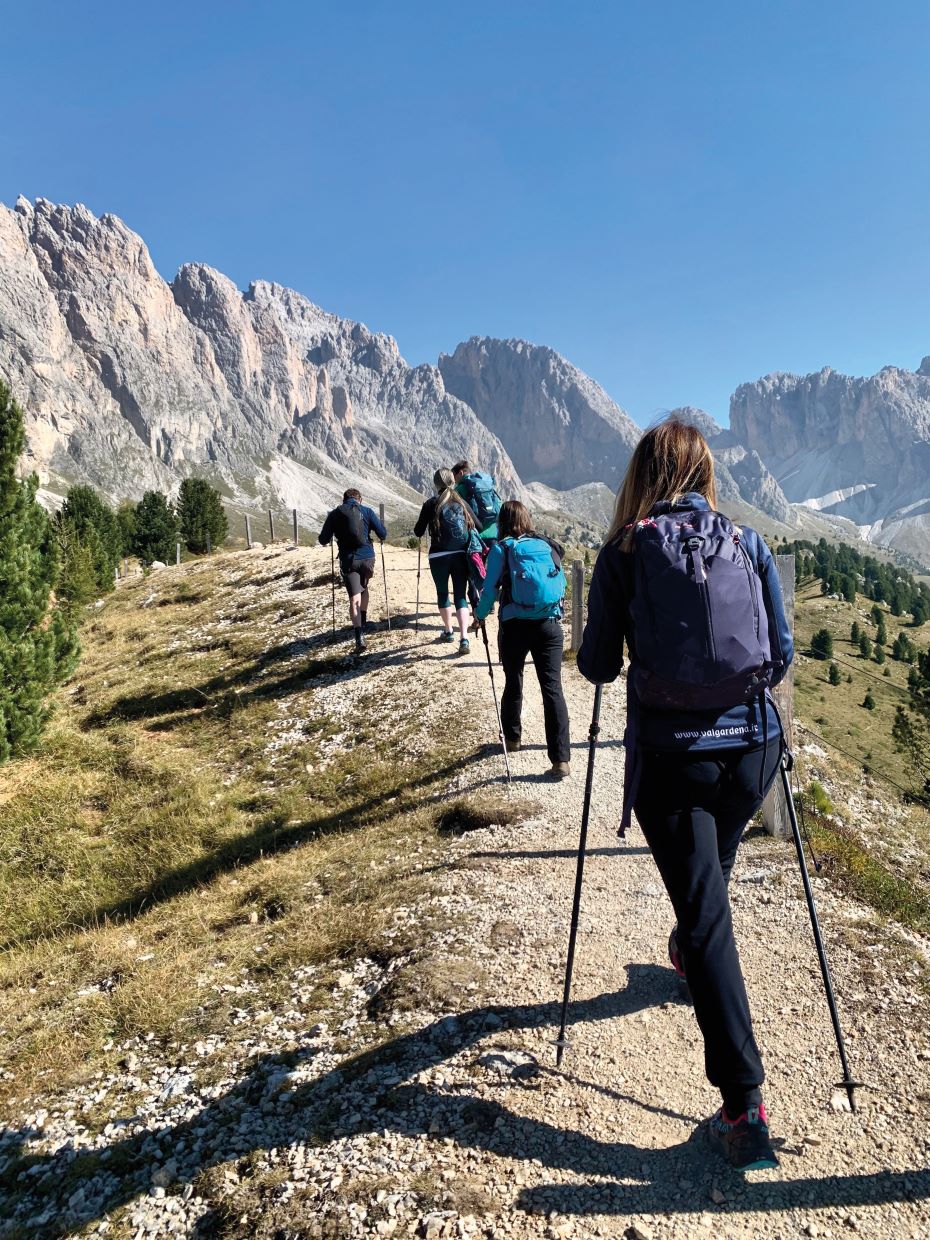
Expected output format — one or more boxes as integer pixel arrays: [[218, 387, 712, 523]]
[[668, 406, 794, 525], [0, 198, 521, 512], [438, 337, 640, 490], [730, 365, 930, 557]]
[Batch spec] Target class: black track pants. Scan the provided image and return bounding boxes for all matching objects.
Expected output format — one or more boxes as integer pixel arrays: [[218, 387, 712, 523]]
[[633, 740, 782, 1097], [498, 618, 571, 764]]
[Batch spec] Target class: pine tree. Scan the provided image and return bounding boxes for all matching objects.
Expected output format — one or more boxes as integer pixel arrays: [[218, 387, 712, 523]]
[[875, 618, 887, 646], [875, 644, 886, 664], [116, 500, 137, 557], [859, 632, 872, 658], [828, 662, 841, 686], [177, 478, 228, 554], [871, 604, 883, 627], [56, 520, 99, 612], [0, 381, 78, 761], [59, 485, 121, 593], [811, 628, 833, 660], [133, 491, 179, 564], [851, 621, 861, 645], [862, 689, 876, 710]]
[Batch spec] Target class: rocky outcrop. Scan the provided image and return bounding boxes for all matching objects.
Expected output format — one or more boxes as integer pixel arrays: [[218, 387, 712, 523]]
[[668, 406, 794, 524], [731, 365, 930, 557], [438, 337, 641, 490], [0, 198, 521, 512]]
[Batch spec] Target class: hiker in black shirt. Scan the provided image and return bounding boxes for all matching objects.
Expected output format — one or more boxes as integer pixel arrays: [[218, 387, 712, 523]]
[[413, 468, 477, 656], [319, 489, 387, 651]]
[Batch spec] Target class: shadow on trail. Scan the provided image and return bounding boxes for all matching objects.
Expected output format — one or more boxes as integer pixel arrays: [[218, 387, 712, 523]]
[[83, 620, 426, 732], [4, 963, 927, 1236], [467, 845, 652, 860]]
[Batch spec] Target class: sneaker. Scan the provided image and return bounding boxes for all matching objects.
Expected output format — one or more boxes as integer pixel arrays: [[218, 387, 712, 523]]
[[457, 638, 470, 656], [354, 631, 366, 654], [439, 630, 455, 643], [668, 925, 686, 979], [504, 739, 522, 753], [548, 761, 571, 780], [703, 1103, 779, 1171]]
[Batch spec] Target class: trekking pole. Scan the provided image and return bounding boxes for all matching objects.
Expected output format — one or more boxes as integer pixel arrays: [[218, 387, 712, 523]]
[[330, 543, 336, 634], [415, 539, 422, 634], [380, 541, 391, 631], [478, 620, 511, 783], [555, 683, 603, 1067], [780, 752, 861, 1112]]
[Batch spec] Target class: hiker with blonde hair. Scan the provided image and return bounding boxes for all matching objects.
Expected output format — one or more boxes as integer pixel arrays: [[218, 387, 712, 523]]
[[578, 417, 793, 1171], [413, 468, 477, 655]]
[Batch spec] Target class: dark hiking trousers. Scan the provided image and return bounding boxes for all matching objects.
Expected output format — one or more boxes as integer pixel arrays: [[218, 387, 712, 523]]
[[633, 739, 782, 1100], [498, 618, 571, 764]]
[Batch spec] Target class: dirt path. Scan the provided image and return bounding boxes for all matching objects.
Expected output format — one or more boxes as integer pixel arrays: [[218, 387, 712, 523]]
[[4, 544, 929, 1240], [380, 544, 930, 1239]]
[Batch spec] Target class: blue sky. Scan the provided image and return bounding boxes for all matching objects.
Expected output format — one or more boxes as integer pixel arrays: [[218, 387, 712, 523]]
[[3, 1, 927, 425]]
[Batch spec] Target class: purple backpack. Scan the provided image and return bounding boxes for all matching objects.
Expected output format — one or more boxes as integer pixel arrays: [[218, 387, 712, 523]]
[[628, 506, 776, 711]]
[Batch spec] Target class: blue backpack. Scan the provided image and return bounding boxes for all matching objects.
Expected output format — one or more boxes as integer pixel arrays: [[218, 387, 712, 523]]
[[436, 501, 470, 551], [461, 471, 501, 528], [504, 537, 565, 616], [628, 507, 777, 710]]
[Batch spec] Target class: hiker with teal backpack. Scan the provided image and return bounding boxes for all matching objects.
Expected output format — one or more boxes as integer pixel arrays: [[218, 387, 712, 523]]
[[413, 468, 479, 655], [578, 418, 794, 1172], [453, 460, 501, 546], [476, 499, 571, 779], [453, 460, 501, 630]]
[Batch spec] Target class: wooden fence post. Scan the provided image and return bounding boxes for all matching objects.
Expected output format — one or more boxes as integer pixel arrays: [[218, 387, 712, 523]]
[[245, 515, 252, 549], [175, 542, 181, 566], [571, 560, 585, 653], [268, 510, 275, 543], [293, 508, 299, 546], [763, 553, 795, 839]]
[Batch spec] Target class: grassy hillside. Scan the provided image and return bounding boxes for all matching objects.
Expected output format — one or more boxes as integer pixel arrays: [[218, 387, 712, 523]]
[[792, 578, 929, 794], [0, 547, 481, 1121]]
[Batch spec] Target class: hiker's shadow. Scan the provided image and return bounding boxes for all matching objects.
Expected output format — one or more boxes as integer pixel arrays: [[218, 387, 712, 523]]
[[6, 965, 930, 1235]]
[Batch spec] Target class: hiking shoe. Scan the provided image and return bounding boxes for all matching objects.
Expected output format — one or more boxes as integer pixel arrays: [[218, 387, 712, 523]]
[[354, 631, 366, 653], [668, 925, 686, 979], [439, 630, 456, 643], [548, 761, 571, 780], [457, 638, 470, 656], [504, 739, 522, 753], [703, 1103, 779, 1171]]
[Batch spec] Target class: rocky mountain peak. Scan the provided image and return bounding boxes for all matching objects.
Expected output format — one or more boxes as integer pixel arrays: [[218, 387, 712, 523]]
[[439, 335, 640, 490]]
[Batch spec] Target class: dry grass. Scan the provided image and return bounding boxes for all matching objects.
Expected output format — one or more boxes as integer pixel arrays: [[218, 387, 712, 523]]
[[0, 548, 467, 1117]]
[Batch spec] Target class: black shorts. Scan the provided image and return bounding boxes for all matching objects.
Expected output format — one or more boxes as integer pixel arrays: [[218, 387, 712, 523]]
[[343, 555, 374, 597]]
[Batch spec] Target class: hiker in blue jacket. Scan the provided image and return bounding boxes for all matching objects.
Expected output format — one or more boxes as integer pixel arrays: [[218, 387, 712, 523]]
[[413, 468, 478, 656], [476, 499, 571, 779], [319, 489, 387, 653], [578, 418, 793, 1173]]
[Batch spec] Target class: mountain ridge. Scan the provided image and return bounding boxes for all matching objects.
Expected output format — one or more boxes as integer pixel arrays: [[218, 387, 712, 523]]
[[1, 196, 927, 560]]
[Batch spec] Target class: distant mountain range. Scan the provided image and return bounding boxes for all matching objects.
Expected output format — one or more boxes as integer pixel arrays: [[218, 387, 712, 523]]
[[1, 197, 928, 561]]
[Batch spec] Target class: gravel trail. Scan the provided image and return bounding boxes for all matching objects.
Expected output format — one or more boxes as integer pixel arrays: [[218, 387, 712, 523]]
[[4, 545, 929, 1240]]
